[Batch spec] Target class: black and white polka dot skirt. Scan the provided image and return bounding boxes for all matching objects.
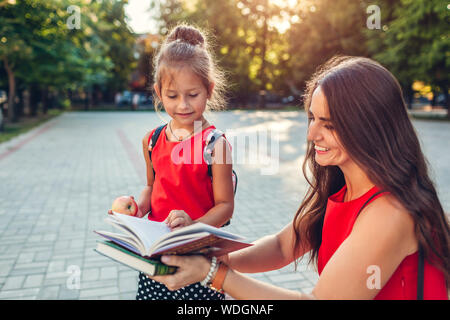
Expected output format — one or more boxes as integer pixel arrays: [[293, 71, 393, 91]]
[[136, 272, 225, 300]]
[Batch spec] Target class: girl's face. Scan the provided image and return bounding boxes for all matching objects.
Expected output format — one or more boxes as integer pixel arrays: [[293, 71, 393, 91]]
[[154, 66, 213, 128], [307, 86, 350, 167]]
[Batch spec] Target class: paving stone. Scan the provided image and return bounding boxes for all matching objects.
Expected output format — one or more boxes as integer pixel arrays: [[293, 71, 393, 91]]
[[1, 276, 25, 290], [37, 285, 60, 300], [79, 286, 119, 299], [0, 288, 40, 299], [23, 274, 44, 288]]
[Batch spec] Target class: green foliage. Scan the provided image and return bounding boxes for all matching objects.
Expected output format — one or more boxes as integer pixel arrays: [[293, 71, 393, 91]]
[[0, 0, 136, 119], [286, 0, 369, 90], [366, 0, 449, 101], [150, 0, 447, 109], [1, 0, 447, 114]]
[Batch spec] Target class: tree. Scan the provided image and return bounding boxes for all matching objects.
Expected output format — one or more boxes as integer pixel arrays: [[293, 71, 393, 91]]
[[286, 0, 369, 95], [364, 0, 417, 108], [0, 0, 137, 119], [0, 0, 38, 122], [95, 0, 137, 102], [235, 0, 291, 108], [367, 0, 449, 115], [154, 0, 293, 108]]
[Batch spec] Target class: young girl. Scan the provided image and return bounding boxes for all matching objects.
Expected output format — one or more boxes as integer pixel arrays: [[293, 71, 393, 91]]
[[132, 24, 234, 300], [149, 56, 449, 300]]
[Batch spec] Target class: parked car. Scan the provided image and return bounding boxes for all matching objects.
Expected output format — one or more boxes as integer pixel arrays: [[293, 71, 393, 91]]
[[0, 90, 7, 105], [116, 90, 132, 106], [116, 91, 153, 109], [137, 94, 153, 109]]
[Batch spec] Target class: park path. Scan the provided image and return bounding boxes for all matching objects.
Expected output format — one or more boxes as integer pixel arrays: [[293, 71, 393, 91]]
[[0, 111, 448, 299]]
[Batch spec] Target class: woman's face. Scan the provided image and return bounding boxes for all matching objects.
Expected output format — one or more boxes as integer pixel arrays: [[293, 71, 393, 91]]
[[307, 86, 350, 167]]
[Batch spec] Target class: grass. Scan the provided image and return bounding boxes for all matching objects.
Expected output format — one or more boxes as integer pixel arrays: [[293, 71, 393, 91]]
[[0, 109, 64, 144]]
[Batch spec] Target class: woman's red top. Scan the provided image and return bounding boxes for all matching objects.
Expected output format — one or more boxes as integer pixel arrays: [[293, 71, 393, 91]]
[[318, 185, 447, 300]]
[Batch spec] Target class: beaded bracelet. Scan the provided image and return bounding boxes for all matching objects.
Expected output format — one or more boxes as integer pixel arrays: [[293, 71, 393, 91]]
[[200, 256, 218, 287], [209, 262, 229, 293]]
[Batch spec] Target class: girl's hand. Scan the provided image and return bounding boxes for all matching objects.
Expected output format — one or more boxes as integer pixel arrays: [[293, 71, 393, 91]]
[[164, 210, 193, 230], [150, 255, 211, 291], [108, 196, 145, 218]]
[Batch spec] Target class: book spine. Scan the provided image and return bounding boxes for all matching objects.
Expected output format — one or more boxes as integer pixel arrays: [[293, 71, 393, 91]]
[[154, 263, 177, 275]]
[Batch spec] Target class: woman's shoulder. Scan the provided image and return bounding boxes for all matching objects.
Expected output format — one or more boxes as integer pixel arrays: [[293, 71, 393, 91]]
[[355, 193, 418, 255]]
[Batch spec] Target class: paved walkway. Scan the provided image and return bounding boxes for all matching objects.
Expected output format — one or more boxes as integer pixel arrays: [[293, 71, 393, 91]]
[[0, 111, 449, 300]]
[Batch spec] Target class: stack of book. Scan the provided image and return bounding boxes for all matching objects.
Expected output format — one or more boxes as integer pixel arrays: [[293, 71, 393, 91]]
[[94, 212, 252, 276]]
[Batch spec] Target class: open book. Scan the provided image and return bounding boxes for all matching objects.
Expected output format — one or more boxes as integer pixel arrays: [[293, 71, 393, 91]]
[[94, 212, 252, 259]]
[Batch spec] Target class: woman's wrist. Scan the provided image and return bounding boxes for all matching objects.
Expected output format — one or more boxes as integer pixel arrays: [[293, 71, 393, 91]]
[[200, 256, 219, 287], [209, 262, 229, 293]]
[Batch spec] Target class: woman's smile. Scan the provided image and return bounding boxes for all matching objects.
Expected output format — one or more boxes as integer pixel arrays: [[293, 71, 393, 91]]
[[314, 145, 330, 154]]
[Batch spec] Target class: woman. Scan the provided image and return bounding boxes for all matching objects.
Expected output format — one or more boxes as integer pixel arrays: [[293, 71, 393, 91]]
[[150, 56, 449, 300]]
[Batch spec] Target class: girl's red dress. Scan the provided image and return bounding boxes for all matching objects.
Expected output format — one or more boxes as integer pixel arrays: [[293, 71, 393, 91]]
[[148, 125, 217, 222]]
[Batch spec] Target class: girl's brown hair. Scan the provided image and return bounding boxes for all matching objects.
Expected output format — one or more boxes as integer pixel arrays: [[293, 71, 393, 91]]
[[293, 56, 450, 282], [152, 23, 227, 111]]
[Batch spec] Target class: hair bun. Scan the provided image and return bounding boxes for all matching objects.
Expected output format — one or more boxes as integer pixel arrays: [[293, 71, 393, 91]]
[[168, 25, 205, 47]]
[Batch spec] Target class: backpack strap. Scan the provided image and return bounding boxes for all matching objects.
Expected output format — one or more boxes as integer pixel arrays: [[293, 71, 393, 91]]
[[417, 245, 425, 300], [204, 129, 236, 227], [355, 190, 385, 217], [203, 129, 237, 195], [148, 124, 167, 176], [204, 129, 226, 176]]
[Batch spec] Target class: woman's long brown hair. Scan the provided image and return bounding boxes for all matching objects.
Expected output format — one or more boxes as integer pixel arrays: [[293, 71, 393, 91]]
[[293, 56, 450, 282]]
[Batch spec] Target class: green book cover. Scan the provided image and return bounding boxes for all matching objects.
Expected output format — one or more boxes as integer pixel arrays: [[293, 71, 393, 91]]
[[96, 240, 177, 276]]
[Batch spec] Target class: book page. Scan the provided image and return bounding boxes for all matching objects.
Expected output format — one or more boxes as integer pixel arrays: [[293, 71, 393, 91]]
[[94, 230, 143, 255], [150, 232, 211, 253], [110, 213, 171, 252], [157, 222, 245, 244]]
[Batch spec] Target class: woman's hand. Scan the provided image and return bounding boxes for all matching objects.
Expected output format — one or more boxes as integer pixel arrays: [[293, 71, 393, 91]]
[[150, 255, 211, 291], [164, 210, 193, 230]]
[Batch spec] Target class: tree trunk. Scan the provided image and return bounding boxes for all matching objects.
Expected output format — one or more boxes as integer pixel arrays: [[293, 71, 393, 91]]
[[3, 56, 17, 122], [403, 83, 413, 110], [0, 104, 3, 132], [42, 88, 49, 115], [443, 84, 450, 119], [258, 1, 268, 109], [30, 85, 40, 117], [431, 88, 437, 107], [23, 89, 30, 116], [16, 89, 24, 118]]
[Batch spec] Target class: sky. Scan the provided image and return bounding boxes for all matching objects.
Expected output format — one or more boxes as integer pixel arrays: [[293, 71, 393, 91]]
[[124, 0, 158, 34]]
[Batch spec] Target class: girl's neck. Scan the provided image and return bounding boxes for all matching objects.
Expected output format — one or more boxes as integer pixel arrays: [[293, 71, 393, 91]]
[[167, 117, 210, 142]]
